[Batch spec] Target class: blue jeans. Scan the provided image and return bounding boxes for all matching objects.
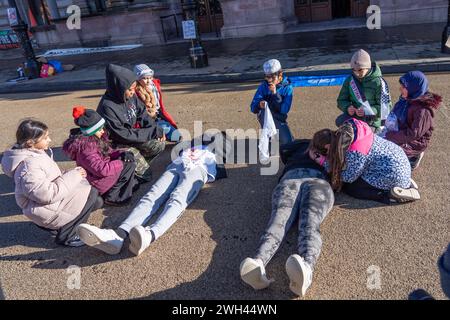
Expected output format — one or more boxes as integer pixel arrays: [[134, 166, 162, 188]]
[[158, 120, 181, 142], [119, 164, 207, 240], [257, 109, 294, 147]]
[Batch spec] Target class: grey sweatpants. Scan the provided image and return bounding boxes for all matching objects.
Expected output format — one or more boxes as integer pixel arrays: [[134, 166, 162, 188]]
[[255, 168, 334, 269], [119, 163, 207, 240]]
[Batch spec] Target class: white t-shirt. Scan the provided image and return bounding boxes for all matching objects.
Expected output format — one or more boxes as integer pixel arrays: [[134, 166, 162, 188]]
[[173, 145, 217, 182]]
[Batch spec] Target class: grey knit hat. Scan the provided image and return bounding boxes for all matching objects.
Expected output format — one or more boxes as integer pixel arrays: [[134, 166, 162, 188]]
[[350, 49, 372, 69], [134, 64, 154, 79]]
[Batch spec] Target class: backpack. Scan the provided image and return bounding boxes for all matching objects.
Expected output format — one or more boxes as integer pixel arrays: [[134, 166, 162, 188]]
[[40, 63, 55, 78]]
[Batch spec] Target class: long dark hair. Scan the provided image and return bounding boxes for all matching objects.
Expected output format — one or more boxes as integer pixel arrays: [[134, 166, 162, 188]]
[[15, 119, 48, 149], [93, 133, 111, 157]]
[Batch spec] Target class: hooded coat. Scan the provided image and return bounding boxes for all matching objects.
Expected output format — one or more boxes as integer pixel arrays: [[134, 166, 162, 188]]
[[386, 71, 442, 158], [1, 147, 91, 229], [97, 64, 163, 146]]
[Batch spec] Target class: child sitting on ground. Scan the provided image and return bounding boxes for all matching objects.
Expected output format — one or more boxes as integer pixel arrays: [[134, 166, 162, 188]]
[[383, 71, 442, 170], [134, 64, 181, 142], [63, 106, 139, 206], [310, 119, 420, 204], [1, 119, 103, 246]]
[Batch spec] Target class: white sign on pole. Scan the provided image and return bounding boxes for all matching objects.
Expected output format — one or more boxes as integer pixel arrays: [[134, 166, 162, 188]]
[[182, 20, 196, 40], [7, 8, 19, 26]]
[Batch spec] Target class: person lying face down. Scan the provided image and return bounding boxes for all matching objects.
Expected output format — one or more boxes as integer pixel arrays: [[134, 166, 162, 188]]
[[240, 139, 334, 297]]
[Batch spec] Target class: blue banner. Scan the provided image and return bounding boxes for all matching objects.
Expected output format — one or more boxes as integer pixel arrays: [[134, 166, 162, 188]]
[[290, 74, 350, 87]]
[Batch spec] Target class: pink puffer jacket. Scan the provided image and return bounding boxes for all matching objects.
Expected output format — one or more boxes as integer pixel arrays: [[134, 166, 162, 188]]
[[1, 147, 91, 229]]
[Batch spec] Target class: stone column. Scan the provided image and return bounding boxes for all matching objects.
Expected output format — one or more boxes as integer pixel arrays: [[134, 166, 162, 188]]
[[371, 0, 448, 26], [220, 0, 296, 38]]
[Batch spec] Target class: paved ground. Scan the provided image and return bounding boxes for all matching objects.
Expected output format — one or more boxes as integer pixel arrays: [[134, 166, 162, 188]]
[[0, 74, 449, 300], [1, 23, 450, 93]]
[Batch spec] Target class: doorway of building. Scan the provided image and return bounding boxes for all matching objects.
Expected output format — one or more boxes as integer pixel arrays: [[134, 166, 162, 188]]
[[196, 0, 224, 36], [294, 0, 370, 23]]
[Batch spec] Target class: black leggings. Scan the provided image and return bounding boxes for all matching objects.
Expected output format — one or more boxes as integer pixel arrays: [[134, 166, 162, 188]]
[[55, 188, 103, 245], [343, 178, 391, 204], [103, 161, 137, 204]]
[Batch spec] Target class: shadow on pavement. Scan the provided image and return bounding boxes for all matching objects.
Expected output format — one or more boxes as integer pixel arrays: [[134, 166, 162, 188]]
[[0, 219, 133, 268], [0, 174, 20, 218], [334, 193, 388, 210], [0, 92, 71, 101], [0, 280, 4, 300]]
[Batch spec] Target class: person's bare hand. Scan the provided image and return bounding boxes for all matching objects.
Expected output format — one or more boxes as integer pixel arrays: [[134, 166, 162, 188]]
[[347, 105, 356, 116], [158, 134, 166, 142], [356, 107, 365, 117], [259, 100, 267, 109], [268, 83, 277, 94], [308, 148, 317, 161], [75, 167, 87, 178]]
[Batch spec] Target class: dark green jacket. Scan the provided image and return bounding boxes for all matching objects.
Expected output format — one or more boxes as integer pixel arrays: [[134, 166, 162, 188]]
[[337, 62, 389, 128]]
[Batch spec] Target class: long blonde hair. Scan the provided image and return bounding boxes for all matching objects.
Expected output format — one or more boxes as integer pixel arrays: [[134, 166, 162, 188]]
[[135, 81, 158, 118]]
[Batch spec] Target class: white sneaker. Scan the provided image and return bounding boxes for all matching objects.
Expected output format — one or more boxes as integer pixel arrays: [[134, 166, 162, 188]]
[[129, 225, 153, 256], [239, 257, 274, 290], [76, 224, 124, 255], [390, 186, 421, 202], [410, 178, 419, 189], [285, 254, 313, 297], [411, 152, 425, 170]]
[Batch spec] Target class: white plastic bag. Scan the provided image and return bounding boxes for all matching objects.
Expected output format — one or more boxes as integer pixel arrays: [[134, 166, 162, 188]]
[[258, 102, 277, 164], [385, 112, 399, 132]]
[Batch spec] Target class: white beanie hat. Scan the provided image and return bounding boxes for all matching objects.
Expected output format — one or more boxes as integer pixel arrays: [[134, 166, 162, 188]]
[[263, 59, 282, 75], [350, 49, 372, 70], [134, 64, 154, 79]]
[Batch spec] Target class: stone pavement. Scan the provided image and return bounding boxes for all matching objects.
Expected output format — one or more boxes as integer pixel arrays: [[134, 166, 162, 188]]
[[0, 74, 449, 300], [0, 22, 449, 94]]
